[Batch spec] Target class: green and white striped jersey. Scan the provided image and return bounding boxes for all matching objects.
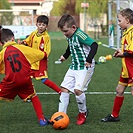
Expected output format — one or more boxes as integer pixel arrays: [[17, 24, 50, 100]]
[[66, 28, 95, 70]]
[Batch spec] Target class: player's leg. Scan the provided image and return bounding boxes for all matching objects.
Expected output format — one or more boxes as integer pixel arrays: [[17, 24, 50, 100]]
[[75, 90, 88, 125], [74, 68, 94, 125], [33, 69, 61, 94], [0, 83, 17, 101], [110, 33, 114, 47], [42, 78, 61, 94], [31, 95, 48, 126], [130, 86, 133, 95], [58, 88, 70, 113], [18, 81, 48, 126], [58, 69, 74, 113], [111, 84, 125, 118], [101, 83, 126, 122]]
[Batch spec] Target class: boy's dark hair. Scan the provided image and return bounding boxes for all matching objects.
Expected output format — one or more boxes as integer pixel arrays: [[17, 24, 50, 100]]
[[0, 28, 14, 44], [58, 14, 76, 29], [119, 8, 133, 24], [37, 15, 49, 25]]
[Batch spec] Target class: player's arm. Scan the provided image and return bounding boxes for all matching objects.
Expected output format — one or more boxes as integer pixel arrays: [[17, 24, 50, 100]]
[[20, 34, 30, 45], [123, 51, 133, 57], [114, 49, 133, 58], [45, 36, 51, 56], [21, 32, 34, 46], [62, 45, 70, 59], [20, 40, 28, 46], [86, 42, 98, 63], [18, 45, 47, 64], [59, 46, 70, 62]]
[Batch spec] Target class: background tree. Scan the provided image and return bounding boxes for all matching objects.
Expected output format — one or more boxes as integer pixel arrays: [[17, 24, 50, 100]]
[[51, 0, 108, 17], [76, 0, 108, 35], [50, 0, 109, 33], [50, 0, 65, 16], [62, 0, 77, 15], [50, 0, 77, 16], [0, 0, 13, 25]]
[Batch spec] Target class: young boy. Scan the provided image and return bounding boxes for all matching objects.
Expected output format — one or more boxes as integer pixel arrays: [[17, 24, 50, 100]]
[[101, 8, 133, 122], [57, 14, 98, 125], [0, 28, 48, 126], [22, 15, 61, 94]]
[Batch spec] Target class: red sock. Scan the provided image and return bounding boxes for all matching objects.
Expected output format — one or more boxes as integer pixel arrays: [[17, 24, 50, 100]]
[[43, 79, 61, 94], [112, 96, 124, 117], [31, 95, 44, 121]]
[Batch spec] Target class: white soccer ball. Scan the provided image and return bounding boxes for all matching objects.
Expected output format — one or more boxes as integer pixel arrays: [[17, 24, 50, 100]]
[[98, 56, 106, 63]]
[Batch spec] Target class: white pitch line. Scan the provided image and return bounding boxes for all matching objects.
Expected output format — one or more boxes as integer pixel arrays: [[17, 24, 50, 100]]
[[36, 92, 131, 95], [102, 44, 117, 50]]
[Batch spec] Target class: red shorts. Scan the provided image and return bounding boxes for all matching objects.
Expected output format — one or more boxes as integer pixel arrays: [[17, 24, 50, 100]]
[[0, 79, 36, 102], [119, 75, 133, 87], [31, 60, 48, 80], [31, 69, 48, 80]]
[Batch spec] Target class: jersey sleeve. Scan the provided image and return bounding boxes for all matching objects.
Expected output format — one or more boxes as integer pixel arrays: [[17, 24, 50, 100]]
[[23, 31, 35, 47], [77, 32, 95, 46], [126, 31, 133, 53], [15, 45, 46, 64]]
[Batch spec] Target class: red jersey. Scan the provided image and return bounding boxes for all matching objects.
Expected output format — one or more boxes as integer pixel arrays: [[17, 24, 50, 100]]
[[0, 41, 46, 88], [121, 26, 133, 78]]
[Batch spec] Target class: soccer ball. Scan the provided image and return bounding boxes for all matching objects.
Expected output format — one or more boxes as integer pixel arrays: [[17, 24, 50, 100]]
[[50, 112, 70, 130], [98, 56, 106, 63]]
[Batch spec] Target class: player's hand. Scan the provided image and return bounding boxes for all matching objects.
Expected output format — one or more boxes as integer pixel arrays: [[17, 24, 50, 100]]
[[60, 55, 66, 62], [113, 50, 119, 57], [85, 62, 91, 68], [20, 41, 28, 45], [113, 49, 123, 58]]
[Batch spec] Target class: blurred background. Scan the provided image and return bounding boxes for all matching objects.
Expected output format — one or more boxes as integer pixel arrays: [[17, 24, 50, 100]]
[[0, 0, 133, 48]]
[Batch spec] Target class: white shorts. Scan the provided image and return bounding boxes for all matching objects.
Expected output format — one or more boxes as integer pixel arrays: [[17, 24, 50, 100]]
[[60, 64, 95, 93]]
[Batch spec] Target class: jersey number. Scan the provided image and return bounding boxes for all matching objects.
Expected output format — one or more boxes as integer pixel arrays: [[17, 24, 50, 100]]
[[7, 54, 22, 72]]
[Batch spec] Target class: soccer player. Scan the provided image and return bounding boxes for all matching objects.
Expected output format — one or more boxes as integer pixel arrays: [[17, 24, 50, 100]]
[[22, 15, 61, 95], [0, 28, 48, 126], [101, 8, 133, 122], [109, 20, 115, 48], [57, 14, 98, 125]]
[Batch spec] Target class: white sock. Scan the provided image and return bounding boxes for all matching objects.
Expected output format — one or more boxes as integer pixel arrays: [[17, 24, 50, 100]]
[[58, 92, 70, 113], [75, 93, 87, 113]]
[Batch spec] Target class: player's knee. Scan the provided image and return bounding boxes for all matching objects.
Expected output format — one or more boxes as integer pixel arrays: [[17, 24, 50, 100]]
[[61, 87, 69, 93], [74, 89, 83, 96], [116, 89, 124, 96]]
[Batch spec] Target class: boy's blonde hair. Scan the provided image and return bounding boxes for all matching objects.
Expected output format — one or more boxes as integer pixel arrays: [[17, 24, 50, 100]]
[[118, 8, 133, 24]]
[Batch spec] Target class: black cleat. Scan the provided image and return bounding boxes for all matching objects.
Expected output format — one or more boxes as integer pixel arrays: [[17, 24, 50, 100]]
[[101, 115, 120, 122]]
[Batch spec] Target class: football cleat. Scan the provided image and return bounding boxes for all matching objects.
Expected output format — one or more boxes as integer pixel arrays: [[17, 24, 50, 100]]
[[101, 114, 120, 122], [76, 110, 88, 125], [39, 119, 48, 126]]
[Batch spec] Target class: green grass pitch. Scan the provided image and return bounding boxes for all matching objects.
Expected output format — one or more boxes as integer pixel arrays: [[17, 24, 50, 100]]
[[0, 32, 133, 133]]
